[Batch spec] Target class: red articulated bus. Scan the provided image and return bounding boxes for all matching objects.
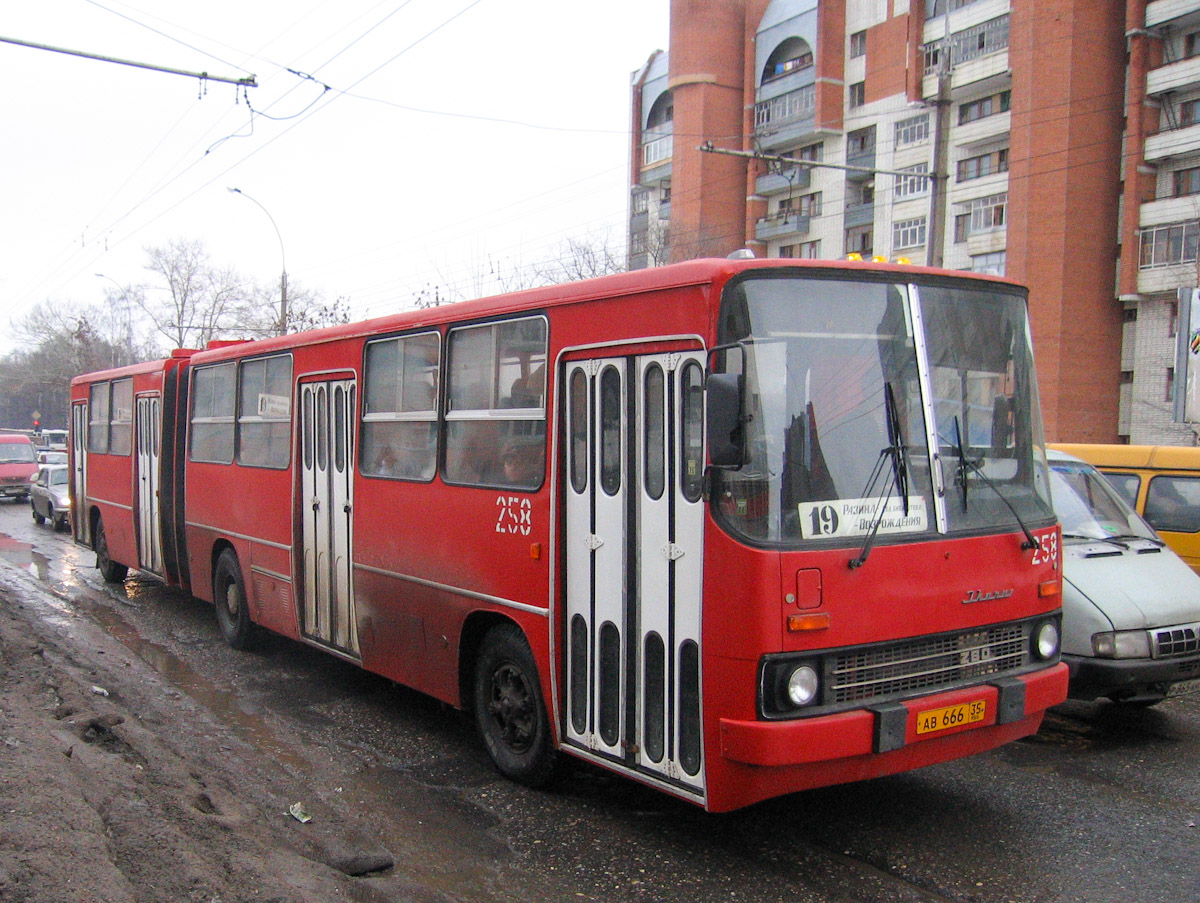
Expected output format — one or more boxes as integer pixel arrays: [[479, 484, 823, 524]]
[[69, 258, 1068, 812]]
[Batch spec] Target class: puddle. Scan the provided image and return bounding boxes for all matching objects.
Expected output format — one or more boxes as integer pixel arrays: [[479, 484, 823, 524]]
[[0, 535, 51, 581]]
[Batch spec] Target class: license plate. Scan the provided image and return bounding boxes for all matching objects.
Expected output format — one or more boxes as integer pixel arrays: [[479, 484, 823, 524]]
[[916, 699, 987, 735]]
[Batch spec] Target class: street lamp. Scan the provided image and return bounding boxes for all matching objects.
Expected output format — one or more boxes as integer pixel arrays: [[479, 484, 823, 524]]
[[227, 187, 288, 333]]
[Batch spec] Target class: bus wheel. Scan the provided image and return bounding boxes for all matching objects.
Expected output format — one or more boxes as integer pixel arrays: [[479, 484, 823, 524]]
[[473, 623, 557, 787], [94, 518, 128, 583], [213, 549, 254, 650]]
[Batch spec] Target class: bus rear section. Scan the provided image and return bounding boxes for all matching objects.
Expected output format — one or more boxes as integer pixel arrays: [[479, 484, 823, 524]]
[[69, 351, 195, 587]]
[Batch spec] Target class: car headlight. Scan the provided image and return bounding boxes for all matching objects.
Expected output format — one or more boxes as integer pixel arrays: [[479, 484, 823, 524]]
[[1092, 631, 1151, 659], [1032, 619, 1060, 660], [786, 664, 820, 707]]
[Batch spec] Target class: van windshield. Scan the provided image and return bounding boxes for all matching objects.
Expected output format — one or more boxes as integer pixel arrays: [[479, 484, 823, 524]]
[[1049, 459, 1158, 542], [0, 443, 35, 464]]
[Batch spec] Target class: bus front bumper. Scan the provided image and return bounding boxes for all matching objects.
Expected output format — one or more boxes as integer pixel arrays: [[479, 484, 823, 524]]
[[718, 663, 1068, 767]]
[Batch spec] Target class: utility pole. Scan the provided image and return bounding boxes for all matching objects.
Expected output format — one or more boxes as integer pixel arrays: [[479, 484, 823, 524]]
[[926, 28, 953, 269]]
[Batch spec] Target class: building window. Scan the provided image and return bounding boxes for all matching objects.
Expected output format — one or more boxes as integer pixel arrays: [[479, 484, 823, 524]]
[[1182, 99, 1200, 127], [643, 135, 672, 167], [894, 163, 930, 199], [969, 251, 1007, 275], [895, 113, 930, 147], [893, 217, 927, 250], [849, 81, 866, 108], [797, 142, 823, 162], [632, 191, 649, 215], [924, 15, 1010, 73], [1174, 167, 1200, 197], [954, 213, 970, 243], [850, 30, 867, 58], [846, 225, 873, 257], [958, 90, 1011, 125], [1187, 32, 1200, 59], [848, 127, 876, 155], [927, 0, 985, 15], [957, 148, 1009, 182], [1139, 222, 1200, 269], [795, 192, 822, 217], [780, 240, 820, 258], [762, 37, 814, 83], [966, 193, 1007, 234], [1168, 367, 1177, 403]]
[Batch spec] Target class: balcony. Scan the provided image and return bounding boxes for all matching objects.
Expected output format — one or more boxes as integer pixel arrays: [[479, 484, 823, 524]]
[[1147, 56, 1200, 96], [1147, 0, 1200, 28], [1144, 122, 1200, 161], [755, 213, 811, 242], [844, 203, 875, 229], [754, 86, 817, 151], [755, 167, 812, 196]]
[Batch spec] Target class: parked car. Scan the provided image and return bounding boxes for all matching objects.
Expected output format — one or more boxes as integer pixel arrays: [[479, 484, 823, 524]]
[[30, 464, 70, 531], [0, 434, 38, 502], [37, 450, 67, 465], [1052, 443, 1200, 576], [1049, 449, 1200, 706]]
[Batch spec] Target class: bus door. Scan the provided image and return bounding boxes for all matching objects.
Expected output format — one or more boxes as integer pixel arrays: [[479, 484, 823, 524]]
[[299, 380, 359, 656], [135, 395, 163, 575], [564, 352, 706, 794], [71, 401, 89, 546]]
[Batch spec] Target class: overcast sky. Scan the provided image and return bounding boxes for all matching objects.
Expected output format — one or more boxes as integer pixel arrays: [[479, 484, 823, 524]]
[[0, 0, 669, 351]]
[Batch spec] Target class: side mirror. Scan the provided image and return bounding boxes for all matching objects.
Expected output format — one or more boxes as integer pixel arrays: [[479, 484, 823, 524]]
[[707, 343, 747, 468]]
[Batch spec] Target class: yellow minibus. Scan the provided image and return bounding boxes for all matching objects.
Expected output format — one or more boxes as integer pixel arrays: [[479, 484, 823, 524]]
[[1051, 444, 1200, 575]]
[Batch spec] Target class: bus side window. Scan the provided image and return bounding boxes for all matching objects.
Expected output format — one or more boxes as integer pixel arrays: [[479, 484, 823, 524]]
[[445, 317, 547, 489], [362, 332, 440, 481]]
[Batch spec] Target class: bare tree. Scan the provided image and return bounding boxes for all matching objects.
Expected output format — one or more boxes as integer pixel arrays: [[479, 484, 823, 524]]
[[233, 280, 352, 337], [0, 302, 133, 430], [139, 238, 252, 349]]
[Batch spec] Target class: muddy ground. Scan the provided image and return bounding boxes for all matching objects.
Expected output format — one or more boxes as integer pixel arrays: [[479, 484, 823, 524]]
[[0, 556, 553, 903]]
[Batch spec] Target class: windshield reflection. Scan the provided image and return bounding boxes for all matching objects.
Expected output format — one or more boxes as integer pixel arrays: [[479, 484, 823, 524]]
[[713, 272, 1054, 548]]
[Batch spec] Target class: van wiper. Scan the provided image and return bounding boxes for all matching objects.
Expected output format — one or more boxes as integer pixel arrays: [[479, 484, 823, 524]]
[[849, 384, 908, 569], [950, 415, 1039, 552]]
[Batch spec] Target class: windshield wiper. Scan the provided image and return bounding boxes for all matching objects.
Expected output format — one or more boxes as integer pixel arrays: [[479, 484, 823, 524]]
[[849, 384, 909, 570], [950, 425, 1039, 551], [885, 382, 909, 518]]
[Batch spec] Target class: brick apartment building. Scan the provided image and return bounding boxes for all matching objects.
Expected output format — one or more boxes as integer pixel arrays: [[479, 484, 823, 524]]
[[629, 0, 1200, 445]]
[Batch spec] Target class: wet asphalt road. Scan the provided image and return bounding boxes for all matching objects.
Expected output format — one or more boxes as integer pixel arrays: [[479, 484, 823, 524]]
[[2, 499, 1198, 903]]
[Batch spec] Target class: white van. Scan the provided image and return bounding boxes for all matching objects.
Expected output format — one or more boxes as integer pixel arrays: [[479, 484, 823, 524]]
[[1049, 449, 1200, 705]]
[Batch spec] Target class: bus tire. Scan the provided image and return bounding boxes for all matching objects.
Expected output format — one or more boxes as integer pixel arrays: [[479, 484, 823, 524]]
[[213, 549, 255, 650], [473, 623, 557, 788], [95, 518, 128, 583]]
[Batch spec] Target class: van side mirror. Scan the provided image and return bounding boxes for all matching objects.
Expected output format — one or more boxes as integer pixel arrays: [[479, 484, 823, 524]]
[[707, 344, 746, 469]]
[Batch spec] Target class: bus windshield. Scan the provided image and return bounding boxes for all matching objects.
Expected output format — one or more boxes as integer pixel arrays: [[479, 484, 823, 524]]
[[713, 273, 1054, 547]]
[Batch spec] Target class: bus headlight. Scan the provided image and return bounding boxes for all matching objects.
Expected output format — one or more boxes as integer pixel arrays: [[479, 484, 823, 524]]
[[1032, 620, 1060, 661], [1092, 631, 1150, 659], [786, 664, 819, 707]]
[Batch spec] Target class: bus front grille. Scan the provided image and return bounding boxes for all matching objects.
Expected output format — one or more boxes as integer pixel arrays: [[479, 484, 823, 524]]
[[830, 623, 1029, 704]]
